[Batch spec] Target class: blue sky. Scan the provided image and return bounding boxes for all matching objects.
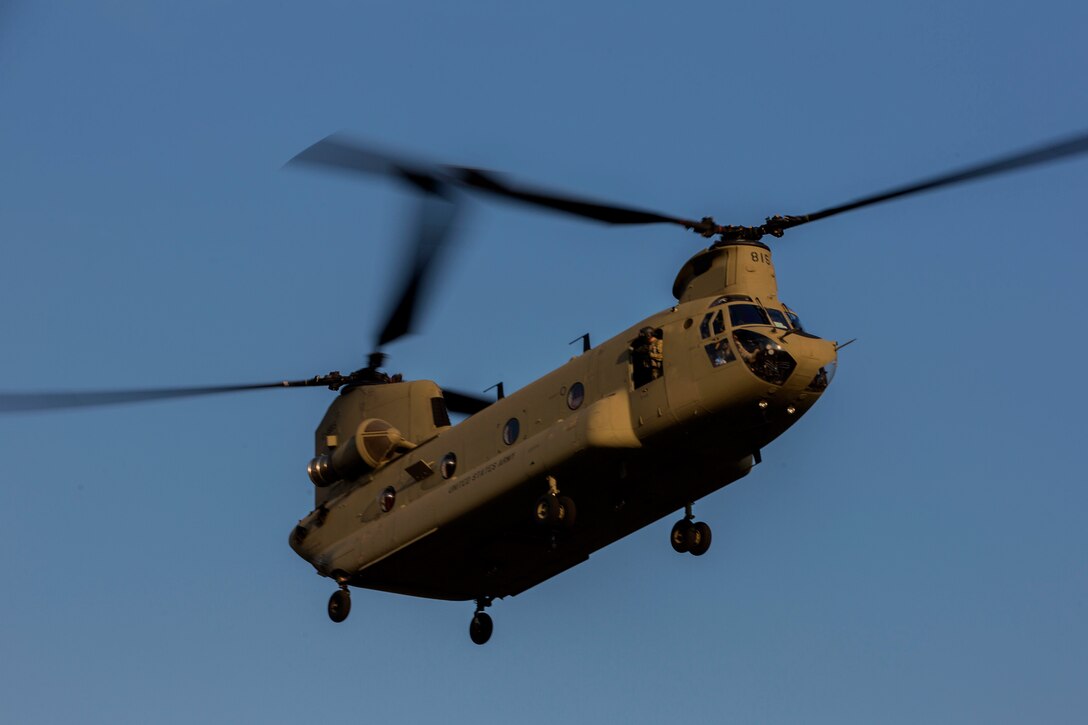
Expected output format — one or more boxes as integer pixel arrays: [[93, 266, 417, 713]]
[[1, 2, 1086, 723]]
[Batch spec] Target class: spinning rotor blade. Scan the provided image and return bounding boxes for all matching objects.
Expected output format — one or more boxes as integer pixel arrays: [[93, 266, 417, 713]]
[[290, 136, 464, 351], [0, 377, 338, 413], [0, 378, 494, 415], [288, 134, 701, 231], [288, 135, 448, 195], [447, 167, 698, 227], [758, 129, 1088, 237], [442, 389, 493, 415], [375, 195, 460, 348]]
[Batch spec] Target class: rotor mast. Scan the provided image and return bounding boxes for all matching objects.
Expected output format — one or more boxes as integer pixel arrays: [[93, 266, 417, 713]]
[[672, 240, 779, 305]]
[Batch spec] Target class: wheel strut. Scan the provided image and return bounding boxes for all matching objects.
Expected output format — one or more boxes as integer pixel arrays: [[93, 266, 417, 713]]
[[469, 597, 495, 645], [327, 579, 352, 623]]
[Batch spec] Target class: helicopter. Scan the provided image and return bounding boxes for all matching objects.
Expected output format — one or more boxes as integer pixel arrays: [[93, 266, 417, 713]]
[[3, 130, 1087, 645]]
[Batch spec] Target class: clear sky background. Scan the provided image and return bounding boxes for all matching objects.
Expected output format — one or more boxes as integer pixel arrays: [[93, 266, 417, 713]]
[[1, 2, 1086, 723]]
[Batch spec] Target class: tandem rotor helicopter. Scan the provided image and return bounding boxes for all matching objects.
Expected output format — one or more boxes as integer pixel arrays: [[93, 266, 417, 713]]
[[3, 131, 1087, 645]]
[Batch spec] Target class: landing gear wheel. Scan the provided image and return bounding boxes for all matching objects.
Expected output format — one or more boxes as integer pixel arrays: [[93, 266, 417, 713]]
[[469, 611, 493, 645], [534, 495, 560, 526], [556, 495, 577, 529], [670, 519, 693, 553], [689, 521, 712, 556], [327, 588, 351, 623]]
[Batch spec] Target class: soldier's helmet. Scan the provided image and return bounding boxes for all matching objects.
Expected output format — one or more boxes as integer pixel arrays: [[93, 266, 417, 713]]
[[640, 326, 653, 336]]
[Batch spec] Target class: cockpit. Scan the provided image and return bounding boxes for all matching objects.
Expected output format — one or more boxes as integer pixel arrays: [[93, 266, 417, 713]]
[[698, 297, 834, 389]]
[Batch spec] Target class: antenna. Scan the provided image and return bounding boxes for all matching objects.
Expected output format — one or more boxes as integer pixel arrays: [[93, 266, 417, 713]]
[[569, 333, 591, 353]]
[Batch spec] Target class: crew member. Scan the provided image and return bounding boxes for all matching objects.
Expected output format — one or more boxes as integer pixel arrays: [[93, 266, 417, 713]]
[[631, 327, 664, 387]]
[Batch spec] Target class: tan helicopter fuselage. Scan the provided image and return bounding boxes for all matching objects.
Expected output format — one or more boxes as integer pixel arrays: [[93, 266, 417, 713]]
[[289, 241, 837, 601]]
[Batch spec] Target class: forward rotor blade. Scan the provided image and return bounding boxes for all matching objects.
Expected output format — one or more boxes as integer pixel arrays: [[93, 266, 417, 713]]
[[770, 129, 1088, 233], [375, 195, 460, 348], [0, 378, 331, 413], [289, 135, 697, 229], [442, 388, 493, 415], [447, 167, 697, 227], [287, 135, 448, 195]]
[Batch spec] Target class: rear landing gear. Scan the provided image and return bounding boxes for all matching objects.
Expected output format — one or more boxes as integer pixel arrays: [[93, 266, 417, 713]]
[[469, 597, 494, 645], [670, 504, 712, 556], [328, 583, 351, 623]]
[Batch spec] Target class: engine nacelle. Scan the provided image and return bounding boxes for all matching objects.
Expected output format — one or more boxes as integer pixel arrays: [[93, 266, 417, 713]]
[[307, 418, 416, 487]]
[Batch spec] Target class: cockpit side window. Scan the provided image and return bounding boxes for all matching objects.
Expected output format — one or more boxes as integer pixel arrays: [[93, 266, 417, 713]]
[[698, 308, 735, 369], [704, 339, 735, 367], [712, 310, 726, 335], [729, 304, 769, 327]]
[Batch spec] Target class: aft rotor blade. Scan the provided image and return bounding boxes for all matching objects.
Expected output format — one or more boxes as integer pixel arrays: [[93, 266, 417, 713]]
[[0, 378, 332, 413], [375, 195, 460, 348], [442, 389, 492, 415], [766, 129, 1088, 234]]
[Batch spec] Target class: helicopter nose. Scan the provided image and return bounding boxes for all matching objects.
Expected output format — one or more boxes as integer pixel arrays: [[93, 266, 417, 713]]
[[754, 342, 837, 423], [770, 336, 838, 401]]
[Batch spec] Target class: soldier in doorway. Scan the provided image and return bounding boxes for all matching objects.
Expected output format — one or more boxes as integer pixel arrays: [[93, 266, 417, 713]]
[[631, 327, 664, 387]]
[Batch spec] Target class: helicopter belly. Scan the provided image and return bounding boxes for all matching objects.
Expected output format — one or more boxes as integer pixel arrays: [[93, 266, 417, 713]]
[[347, 446, 757, 601], [295, 446, 757, 596]]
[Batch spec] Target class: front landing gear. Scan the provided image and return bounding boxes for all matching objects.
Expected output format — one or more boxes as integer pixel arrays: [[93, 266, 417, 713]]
[[533, 475, 576, 528], [328, 581, 351, 623], [469, 597, 494, 645], [670, 504, 712, 556]]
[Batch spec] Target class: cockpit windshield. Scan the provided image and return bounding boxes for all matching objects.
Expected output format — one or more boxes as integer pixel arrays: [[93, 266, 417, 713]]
[[766, 308, 790, 330], [784, 306, 803, 331], [728, 304, 769, 327]]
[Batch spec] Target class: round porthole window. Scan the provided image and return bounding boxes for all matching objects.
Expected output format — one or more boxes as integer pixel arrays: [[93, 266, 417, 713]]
[[440, 452, 457, 479], [566, 382, 585, 410], [503, 418, 520, 445], [379, 486, 396, 513]]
